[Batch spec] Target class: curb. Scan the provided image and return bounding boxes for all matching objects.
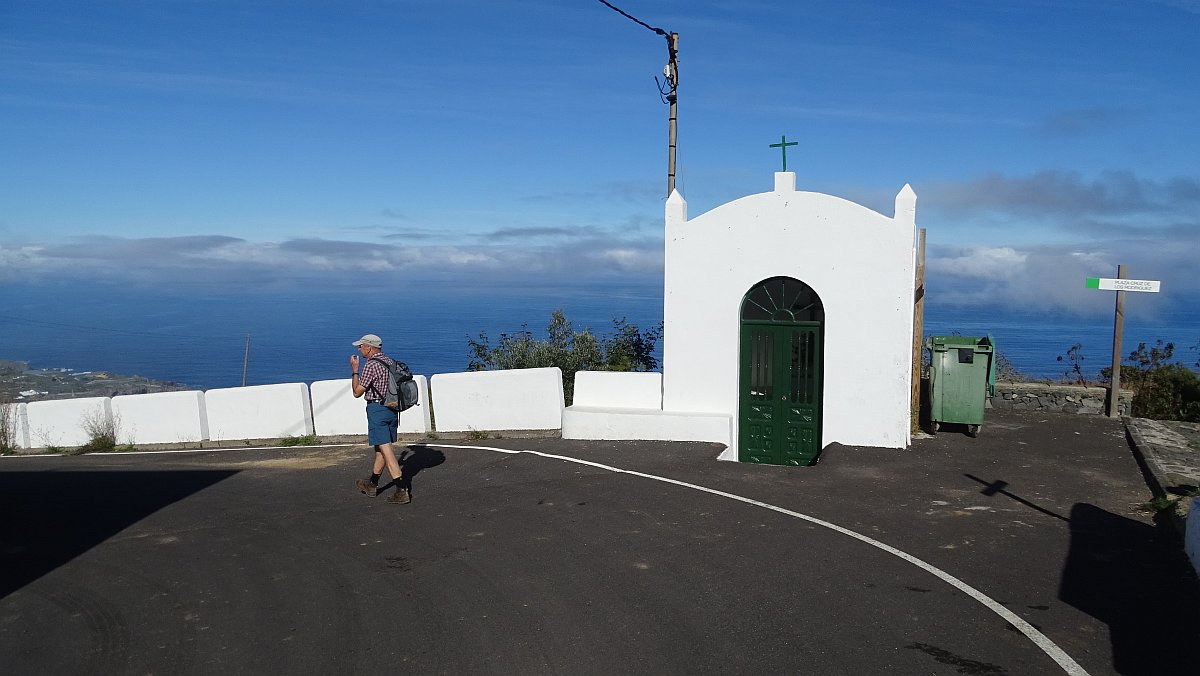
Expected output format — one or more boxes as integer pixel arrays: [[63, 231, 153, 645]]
[[1125, 418, 1172, 496], [1124, 418, 1200, 580], [1124, 417, 1193, 538]]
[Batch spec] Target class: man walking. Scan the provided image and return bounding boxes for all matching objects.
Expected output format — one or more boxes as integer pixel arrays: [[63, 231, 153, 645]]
[[349, 333, 410, 504]]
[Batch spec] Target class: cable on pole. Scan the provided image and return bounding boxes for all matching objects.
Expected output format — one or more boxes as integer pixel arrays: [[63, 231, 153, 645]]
[[596, 1, 679, 195], [596, 0, 677, 91], [597, 0, 668, 36]]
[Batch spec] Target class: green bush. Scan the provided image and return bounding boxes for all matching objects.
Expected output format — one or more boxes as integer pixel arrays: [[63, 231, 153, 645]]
[[75, 432, 118, 454], [1117, 341, 1200, 422], [467, 309, 662, 405], [75, 405, 122, 454]]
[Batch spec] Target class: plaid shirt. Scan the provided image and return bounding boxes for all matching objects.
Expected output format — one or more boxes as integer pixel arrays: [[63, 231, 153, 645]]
[[359, 353, 396, 402]]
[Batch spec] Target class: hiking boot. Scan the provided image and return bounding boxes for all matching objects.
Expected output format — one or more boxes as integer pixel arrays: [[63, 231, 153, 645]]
[[386, 488, 411, 505], [355, 479, 378, 498]]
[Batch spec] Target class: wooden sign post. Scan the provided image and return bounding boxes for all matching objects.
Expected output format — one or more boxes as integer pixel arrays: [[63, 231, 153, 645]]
[[1086, 266, 1162, 417]]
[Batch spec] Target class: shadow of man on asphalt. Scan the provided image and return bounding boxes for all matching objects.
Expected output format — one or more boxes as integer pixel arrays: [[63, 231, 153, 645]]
[[1059, 502, 1200, 674], [396, 444, 446, 495]]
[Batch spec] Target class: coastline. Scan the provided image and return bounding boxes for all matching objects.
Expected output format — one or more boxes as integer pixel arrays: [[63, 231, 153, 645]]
[[0, 359, 187, 403]]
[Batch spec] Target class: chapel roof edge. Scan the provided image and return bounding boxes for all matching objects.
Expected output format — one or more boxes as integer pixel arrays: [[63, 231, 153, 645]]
[[894, 183, 917, 224], [665, 188, 687, 223]]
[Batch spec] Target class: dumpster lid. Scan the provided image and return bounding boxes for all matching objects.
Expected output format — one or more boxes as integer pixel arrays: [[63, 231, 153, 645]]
[[927, 335, 994, 351]]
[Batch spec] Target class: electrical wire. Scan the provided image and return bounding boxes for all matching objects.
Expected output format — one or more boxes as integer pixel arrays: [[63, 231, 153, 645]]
[[596, 0, 668, 36]]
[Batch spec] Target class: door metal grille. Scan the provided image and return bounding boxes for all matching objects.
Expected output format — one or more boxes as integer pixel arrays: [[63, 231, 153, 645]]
[[739, 277, 824, 466]]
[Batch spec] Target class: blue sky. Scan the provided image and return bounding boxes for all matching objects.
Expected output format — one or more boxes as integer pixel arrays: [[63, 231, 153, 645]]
[[2, 0, 1198, 318]]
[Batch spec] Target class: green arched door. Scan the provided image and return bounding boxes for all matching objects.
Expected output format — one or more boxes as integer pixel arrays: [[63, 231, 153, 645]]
[[738, 277, 824, 466]]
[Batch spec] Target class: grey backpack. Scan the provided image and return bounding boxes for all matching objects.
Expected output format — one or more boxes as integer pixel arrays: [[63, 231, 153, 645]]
[[368, 357, 419, 412]]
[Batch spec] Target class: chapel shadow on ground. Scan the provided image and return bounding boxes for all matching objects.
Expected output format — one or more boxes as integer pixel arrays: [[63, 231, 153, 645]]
[[1058, 502, 1200, 674], [0, 469, 238, 600]]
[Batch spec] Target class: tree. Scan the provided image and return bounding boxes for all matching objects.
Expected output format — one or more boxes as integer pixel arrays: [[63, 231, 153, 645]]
[[467, 309, 663, 404]]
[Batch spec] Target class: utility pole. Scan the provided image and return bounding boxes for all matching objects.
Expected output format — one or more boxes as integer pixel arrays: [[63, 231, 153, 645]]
[[911, 229, 927, 435], [666, 31, 679, 197], [596, 1, 678, 197], [242, 334, 250, 387]]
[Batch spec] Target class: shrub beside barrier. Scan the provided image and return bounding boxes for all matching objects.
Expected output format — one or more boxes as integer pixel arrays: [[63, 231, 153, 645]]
[[25, 397, 112, 449]]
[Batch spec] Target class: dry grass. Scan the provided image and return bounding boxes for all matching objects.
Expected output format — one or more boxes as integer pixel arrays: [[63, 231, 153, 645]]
[[0, 398, 18, 454]]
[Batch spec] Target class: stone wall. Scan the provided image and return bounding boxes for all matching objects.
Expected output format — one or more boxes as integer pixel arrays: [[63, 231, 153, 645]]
[[991, 382, 1133, 416]]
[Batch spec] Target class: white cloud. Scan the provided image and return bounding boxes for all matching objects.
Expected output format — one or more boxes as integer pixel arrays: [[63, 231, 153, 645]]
[[925, 240, 1195, 318], [928, 246, 1027, 281], [0, 232, 664, 289]]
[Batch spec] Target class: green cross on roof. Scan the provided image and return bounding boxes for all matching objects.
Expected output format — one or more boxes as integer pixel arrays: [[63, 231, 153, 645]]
[[769, 134, 799, 171]]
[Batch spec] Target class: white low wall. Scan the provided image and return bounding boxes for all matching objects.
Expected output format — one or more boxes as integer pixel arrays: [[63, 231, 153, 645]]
[[573, 371, 662, 409], [25, 397, 112, 448], [432, 368, 563, 432], [205, 383, 314, 442], [310, 377, 431, 436], [563, 406, 731, 445], [2, 402, 29, 449], [112, 390, 208, 445], [563, 371, 729, 446], [12, 369, 718, 450]]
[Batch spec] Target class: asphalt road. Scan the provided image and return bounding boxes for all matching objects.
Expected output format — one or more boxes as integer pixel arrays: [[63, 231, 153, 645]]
[[2, 410, 1197, 675]]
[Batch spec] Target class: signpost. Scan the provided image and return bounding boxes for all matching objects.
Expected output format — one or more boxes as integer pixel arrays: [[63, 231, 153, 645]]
[[1087, 265, 1162, 417], [1085, 277, 1161, 293]]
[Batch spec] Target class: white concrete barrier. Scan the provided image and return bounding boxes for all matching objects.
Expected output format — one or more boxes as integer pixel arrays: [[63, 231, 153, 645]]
[[1186, 499, 1200, 578], [25, 397, 112, 448], [572, 371, 662, 409], [310, 379, 362, 436], [204, 383, 313, 442], [563, 371, 729, 447], [111, 391, 208, 445], [431, 368, 563, 432], [310, 377, 431, 436], [563, 406, 731, 445], [2, 402, 29, 449]]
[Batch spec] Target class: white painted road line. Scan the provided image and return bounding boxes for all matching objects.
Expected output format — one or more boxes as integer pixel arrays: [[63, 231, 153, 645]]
[[424, 443, 1091, 676]]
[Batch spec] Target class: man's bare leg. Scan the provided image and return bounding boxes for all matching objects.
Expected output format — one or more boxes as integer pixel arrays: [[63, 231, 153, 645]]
[[378, 443, 402, 482], [379, 442, 410, 503]]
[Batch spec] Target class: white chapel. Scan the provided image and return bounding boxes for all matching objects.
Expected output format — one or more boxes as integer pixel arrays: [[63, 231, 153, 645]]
[[564, 171, 919, 464]]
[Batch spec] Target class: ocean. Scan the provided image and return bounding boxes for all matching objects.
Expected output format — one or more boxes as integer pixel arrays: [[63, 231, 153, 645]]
[[1, 280, 1196, 390]]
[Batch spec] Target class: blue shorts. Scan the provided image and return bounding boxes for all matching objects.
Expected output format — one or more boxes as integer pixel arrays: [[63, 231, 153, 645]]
[[366, 401, 399, 446]]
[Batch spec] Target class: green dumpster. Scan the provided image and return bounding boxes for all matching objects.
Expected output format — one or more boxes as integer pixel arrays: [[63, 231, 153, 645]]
[[926, 335, 996, 437]]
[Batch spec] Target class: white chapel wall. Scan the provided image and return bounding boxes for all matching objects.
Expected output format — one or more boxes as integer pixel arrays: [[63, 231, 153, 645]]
[[662, 172, 916, 453]]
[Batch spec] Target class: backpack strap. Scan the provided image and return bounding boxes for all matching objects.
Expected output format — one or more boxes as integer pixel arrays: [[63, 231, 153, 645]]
[[364, 355, 389, 398]]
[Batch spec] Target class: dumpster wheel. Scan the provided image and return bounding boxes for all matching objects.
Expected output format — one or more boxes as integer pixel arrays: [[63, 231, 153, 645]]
[[967, 424, 980, 438]]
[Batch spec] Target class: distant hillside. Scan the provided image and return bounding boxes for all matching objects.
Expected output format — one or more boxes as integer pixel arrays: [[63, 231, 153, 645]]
[[0, 360, 187, 402]]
